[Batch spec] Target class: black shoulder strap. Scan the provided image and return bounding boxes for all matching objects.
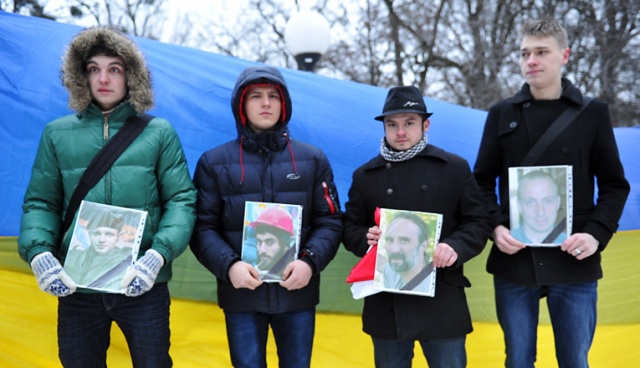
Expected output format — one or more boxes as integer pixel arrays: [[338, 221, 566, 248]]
[[401, 263, 434, 291], [86, 254, 133, 288], [62, 114, 154, 232], [521, 97, 593, 166], [542, 216, 567, 244]]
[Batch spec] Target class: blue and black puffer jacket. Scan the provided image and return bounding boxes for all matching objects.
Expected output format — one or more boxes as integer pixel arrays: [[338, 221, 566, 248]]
[[190, 66, 342, 313]]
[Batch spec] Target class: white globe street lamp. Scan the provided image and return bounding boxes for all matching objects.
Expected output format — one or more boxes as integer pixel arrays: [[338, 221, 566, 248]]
[[284, 10, 330, 72]]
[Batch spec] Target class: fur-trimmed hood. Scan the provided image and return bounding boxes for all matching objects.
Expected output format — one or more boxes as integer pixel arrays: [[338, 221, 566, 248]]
[[62, 27, 153, 113]]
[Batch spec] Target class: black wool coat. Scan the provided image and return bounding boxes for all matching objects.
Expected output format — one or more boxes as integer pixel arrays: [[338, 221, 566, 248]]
[[342, 144, 492, 340], [473, 79, 630, 286]]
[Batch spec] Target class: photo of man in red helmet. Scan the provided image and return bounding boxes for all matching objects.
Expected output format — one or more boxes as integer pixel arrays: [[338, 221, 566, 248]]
[[244, 204, 300, 281]]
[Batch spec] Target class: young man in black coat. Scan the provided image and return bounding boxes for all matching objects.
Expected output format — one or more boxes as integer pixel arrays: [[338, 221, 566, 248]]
[[342, 86, 492, 368], [473, 18, 630, 367]]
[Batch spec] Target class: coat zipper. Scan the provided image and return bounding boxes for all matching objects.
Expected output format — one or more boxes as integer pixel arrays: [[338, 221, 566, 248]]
[[103, 114, 111, 204], [103, 114, 109, 139]]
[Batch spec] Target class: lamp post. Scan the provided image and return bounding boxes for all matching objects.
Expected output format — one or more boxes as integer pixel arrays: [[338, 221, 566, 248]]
[[284, 10, 330, 72]]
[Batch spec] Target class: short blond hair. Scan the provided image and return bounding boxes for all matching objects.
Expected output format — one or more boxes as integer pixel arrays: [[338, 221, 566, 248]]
[[520, 18, 568, 49]]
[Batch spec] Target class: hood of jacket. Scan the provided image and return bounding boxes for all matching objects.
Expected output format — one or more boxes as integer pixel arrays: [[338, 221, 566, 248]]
[[231, 66, 293, 138], [62, 27, 153, 114]]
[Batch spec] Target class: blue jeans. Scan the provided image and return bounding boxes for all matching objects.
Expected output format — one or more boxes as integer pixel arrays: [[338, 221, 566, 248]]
[[224, 307, 315, 368], [57, 283, 172, 368], [372, 336, 466, 368], [494, 277, 597, 368]]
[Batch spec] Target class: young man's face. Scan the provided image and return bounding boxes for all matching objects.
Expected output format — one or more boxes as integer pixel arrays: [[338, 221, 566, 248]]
[[383, 113, 429, 151], [518, 176, 561, 238], [519, 35, 569, 92], [244, 84, 282, 134], [89, 227, 120, 253], [256, 230, 287, 270], [384, 218, 427, 276], [86, 55, 128, 111]]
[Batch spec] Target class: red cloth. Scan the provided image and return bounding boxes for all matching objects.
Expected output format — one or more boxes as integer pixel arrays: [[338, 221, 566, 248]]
[[346, 244, 377, 283], [346, 207, 381, 284]]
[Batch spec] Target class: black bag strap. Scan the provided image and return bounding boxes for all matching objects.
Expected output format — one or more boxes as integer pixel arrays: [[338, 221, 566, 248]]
[[401, 262, 434, 291], [542, 216, 567, 244], [62, 114, 154, 232], [521, 97, 593, 166]]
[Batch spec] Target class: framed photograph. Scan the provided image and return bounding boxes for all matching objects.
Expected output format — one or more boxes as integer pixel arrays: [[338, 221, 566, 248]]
[[64, 201, 147, 293], [241, 201, 303, 282], [373, 208, 442, 297], [508, 165, 573, 246]]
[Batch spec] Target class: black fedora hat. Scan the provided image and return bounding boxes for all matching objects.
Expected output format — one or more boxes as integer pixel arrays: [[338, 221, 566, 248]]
[[374, 86, 433, 121]]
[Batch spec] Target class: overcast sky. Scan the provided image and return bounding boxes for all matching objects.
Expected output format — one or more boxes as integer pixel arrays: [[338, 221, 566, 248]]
[[162, 0, 235, 43]]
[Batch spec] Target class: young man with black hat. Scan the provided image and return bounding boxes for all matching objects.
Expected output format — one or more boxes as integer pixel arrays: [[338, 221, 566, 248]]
[[342, 86, 492, 367], [190, 65, 342, 368]]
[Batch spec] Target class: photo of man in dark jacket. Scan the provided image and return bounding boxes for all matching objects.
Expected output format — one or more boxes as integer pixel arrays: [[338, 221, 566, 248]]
[[342, 85, 492, 368], [64, 207, 133, 291], [190, 65, 342, 368], [18, 26, 196, 367]]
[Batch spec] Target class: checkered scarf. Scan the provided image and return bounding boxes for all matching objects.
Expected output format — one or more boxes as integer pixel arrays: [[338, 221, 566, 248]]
[[380, 134, 428, 162]]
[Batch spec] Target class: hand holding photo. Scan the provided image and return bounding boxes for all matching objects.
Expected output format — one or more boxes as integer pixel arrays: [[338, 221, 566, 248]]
[[64, 201, 147, 293], [373, 208, 441, 297], [241, 202, 302, 282]]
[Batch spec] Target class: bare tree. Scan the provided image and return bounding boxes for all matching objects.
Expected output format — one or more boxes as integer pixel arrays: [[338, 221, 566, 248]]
[[6, 0, 639, 125], [58, 0, 167, 39], [353, 0, 639, 125], [1, 0, 55, 19], [321, 1, 392, 85], [187, 0, 293, 68], [566, 0, 640, 126], [433, 0, 534, 108]]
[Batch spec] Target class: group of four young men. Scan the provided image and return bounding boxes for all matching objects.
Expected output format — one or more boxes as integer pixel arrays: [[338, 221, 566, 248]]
[[18, 17, 629, 368]]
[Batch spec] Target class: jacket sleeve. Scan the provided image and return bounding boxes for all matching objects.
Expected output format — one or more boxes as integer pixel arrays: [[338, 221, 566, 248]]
[[439, 160, 492, 266], [190, 153, 240, 281], [18, 125, 65, 263], [473, 105, 509, 230], [298, 152, 343, 275], [150, 121, 197, 263], [341, 168, 372, 258], [582, 102, 630, 248]]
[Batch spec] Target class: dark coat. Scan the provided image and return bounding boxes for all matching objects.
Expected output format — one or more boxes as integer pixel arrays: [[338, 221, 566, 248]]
[[473, 79, 630, 286], [342, 144, 492, 340], [190, 66, 342, 313]]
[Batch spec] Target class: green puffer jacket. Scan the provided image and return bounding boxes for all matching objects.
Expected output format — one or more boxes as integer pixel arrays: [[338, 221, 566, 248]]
[[18, 102, 197, 286], [18, 26, 196, 289]]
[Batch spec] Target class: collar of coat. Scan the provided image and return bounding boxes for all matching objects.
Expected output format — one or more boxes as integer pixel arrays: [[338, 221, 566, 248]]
[[510, 77, 586, 106], [238, 123, 290, 153], [498, 78, 590, 136], [362, 144, 449, 171], [78, 102, 136, 123]]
